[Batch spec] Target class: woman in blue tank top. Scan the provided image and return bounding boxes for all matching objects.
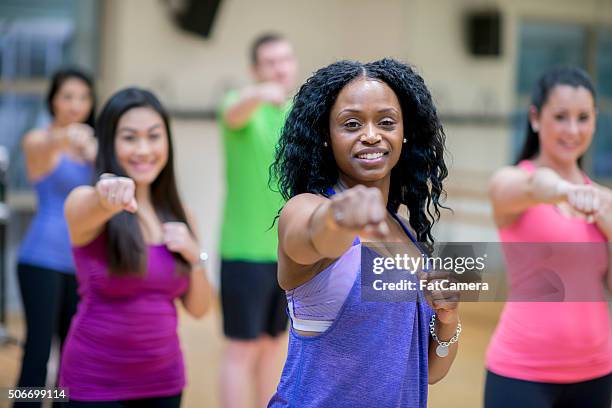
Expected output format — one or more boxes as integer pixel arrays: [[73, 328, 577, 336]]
[[16, 68, 96, 401], [269, 59, 461, 407]]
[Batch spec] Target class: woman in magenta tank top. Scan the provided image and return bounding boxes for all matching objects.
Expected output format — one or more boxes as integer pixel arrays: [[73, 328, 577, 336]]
[[16, 68, 96, 405], [486, 67, 612, 407], [59, 88, 213, 407], [268, 59, 461, 407]]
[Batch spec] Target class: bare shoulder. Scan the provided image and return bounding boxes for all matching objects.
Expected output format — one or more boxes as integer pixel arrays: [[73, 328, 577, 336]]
[[64, 185, 104, 246], [279, 193, 327, 223], [396, 213, 421, 241], [184, 206, 196, 224], [396, 213, 412, 230]]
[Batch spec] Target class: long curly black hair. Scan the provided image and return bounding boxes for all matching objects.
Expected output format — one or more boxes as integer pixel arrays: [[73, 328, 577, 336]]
[[272, 58, 448, 247]]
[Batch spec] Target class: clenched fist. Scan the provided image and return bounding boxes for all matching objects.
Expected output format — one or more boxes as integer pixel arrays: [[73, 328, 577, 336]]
[[65, 123, 96, 161], [418, 270, 460, 325], [162, 222, 200, 266], [593, 188, 612, 239], [255, 82, 287, 106], [328, 185, 390, 239], [96, 173, 138, 213]]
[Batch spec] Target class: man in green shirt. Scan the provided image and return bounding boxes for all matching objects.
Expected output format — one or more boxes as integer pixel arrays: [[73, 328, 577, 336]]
[[218, 33, 297, 408]]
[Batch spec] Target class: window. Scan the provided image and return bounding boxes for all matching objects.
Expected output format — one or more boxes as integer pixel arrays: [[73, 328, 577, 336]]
[[593, 28, 612, 178], [517, 22, 587, 95], [0, 0, 99, 191], [514, 21, 612, 182]]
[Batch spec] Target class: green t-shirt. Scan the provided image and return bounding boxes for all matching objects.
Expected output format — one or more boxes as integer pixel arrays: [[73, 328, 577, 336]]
[[218, 90, 290, 262]]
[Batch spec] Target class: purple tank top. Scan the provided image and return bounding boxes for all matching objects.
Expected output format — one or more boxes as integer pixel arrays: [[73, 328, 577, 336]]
[[59, 233, 189, 401], [270, 213, 435, 407], [18, 154, 92, 273], [287, 240, 360, 332]]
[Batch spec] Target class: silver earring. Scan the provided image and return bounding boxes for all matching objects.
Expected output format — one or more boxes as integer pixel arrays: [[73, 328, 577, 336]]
[[403, 138, 407, 143], [324, 141, 328, 147]]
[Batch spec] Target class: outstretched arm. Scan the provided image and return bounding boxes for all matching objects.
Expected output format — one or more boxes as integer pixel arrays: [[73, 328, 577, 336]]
[[64, 174, 138, 246], [23, 124, 96, 180], [223, 82, 286, 129], [278, 186, 390, 290], [490, 165, 599, 227]]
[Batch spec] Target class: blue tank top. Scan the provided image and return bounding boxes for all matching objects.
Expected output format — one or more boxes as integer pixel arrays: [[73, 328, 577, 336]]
[[269, 212, 435, 408], [18, 154, 93, 273]]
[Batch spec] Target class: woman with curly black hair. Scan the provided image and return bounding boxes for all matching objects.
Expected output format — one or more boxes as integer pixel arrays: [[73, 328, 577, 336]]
[[268, 58, 460, 407]]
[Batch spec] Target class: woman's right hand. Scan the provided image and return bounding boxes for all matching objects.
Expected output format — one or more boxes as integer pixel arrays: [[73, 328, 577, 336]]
[[593, 187, 612, 239], [255, 82, 287, 106], [328, 185, 390, 239], [65, 123, 96, 160], [95, 174, 138, 213], [557, 181, 601, 220]]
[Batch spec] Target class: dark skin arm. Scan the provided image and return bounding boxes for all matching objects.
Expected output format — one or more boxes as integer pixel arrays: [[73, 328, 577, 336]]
[[278, 186, 389, 290]]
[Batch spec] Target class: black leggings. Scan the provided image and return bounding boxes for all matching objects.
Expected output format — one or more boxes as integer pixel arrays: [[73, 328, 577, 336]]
[[64, 394, 182, 408], [484, 370, 612, 408], [15, 263, 78, 407]]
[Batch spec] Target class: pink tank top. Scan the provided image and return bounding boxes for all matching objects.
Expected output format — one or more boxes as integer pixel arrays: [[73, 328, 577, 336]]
[[486, 160, 612, 383]]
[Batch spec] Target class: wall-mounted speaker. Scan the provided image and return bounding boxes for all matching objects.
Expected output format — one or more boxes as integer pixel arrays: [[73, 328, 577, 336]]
[[465, 10, 502, 57], [165, 0, 223, 39]]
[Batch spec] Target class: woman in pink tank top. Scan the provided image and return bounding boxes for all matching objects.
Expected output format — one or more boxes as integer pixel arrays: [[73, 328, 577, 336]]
[[59, 88, 213, 407], [485, 67, 612, 407]]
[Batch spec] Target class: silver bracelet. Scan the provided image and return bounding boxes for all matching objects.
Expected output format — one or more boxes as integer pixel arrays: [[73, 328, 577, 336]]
[[429, 313, 461, 357], [191, 251, 209, 270]]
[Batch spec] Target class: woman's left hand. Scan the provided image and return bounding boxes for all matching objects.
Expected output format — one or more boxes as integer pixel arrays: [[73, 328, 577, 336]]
[[163, 222, 200, 267], [594, 187, 612, 240], [66, 123, 97, 162], [419, 270, 460, 325]]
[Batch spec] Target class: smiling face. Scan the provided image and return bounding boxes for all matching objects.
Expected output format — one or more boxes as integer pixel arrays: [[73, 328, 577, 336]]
[[329, 77, 404, 187], [531, 85, 596, 166], [115, 107, 169, 186], [52, 78, 93, 126]]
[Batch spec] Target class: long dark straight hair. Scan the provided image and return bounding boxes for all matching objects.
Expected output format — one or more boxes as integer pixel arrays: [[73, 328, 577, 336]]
[[515, 66, 596, 166], [95, 87, 190, 275], [47, 67, 96, 127]]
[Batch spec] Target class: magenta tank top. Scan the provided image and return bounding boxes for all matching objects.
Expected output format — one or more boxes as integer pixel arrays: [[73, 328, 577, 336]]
[[59, 233, 189, 401], [486, 160, 612, 383]]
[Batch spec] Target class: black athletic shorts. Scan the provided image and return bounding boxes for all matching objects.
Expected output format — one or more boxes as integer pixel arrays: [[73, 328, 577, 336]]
[[220, 259, 288, 340], [484, 370, 612, 408]]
